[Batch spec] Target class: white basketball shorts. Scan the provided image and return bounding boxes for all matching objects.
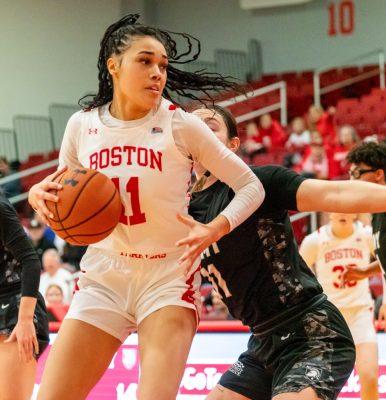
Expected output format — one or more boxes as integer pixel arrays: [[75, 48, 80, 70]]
[[65, 247, 201, 342], [339, 305, 377, 345]]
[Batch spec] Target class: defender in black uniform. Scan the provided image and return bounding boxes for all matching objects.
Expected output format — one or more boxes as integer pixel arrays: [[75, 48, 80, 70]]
[[189, 106, 386, 400], [345, 142, 386, 326], [0, 190, 49, 399]]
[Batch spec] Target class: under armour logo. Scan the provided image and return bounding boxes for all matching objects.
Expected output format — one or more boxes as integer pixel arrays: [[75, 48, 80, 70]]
[[151, 127, 163, 134], [64, 169, 87, 187], [88, 128, 98, 135]]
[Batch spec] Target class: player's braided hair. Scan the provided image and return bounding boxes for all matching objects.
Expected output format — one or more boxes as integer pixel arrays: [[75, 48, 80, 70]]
[[347, 142, 386, 175], [79, 14, 239, 109]]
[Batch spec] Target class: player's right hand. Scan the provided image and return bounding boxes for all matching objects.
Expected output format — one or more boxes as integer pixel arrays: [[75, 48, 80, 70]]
[[340, 265, 368, 287], [28, 167, 66, 225], [378, 304, 386, 332], [4, 318, 39, 363]]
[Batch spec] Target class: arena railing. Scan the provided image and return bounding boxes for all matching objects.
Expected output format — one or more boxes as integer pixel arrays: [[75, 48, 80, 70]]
[[0, 159, 58, 204], [313, 48, 385, 107], [217, 81, 288, 126]]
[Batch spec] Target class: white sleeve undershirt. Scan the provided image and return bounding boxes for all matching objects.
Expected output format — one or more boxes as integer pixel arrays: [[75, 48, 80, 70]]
[[59, 105, 265, 231], [172, 108, 265, 231]]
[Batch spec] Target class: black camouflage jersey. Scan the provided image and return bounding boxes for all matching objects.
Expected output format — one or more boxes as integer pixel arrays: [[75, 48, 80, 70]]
[[372, 212, 386, 275], [189, 165, 325, 334], [0, 191, 40, 297]]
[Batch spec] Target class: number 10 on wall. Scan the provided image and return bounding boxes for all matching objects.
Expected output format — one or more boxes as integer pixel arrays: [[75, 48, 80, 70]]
[[328, 0, 355, 36]]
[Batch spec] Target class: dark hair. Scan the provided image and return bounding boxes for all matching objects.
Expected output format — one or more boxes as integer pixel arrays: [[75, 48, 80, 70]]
[[347, 142, 386, 175], [193, 104, 238, 139], [79, 14, 239, 109], [190, 105, 239, 193]]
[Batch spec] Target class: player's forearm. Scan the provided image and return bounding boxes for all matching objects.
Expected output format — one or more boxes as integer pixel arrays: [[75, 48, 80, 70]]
[[363, 260, 382, 277], [207, 215, 230, 242], [298, 179, 386, 213], [329, 181, 386, 213], [18, 297, 37, 321]]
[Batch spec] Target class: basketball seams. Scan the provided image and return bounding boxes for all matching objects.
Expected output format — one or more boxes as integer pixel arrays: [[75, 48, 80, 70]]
[[47, 168, 120, 245], [53, 189, 119, 232], [53, 171, 69, 239], [62, 225, 117, 244], [51, 170, 99, 223]]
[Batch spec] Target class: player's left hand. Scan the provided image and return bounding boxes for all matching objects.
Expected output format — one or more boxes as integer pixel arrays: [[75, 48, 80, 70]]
[[176, 214, 218, 276], [4, 319, 39, 363]]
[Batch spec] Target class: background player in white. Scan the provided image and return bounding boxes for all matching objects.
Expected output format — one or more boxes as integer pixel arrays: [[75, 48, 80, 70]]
[[28, 14, 265, 400], [300, 213, 378, 400]]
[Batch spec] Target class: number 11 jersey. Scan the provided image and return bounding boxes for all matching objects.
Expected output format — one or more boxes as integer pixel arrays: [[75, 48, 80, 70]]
[[59, 99, 193, 259]]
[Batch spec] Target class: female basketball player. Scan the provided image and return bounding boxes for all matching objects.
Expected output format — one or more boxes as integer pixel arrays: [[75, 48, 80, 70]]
[[300, 213, 379, 400], [0, 189, 49, 400], [28, 14, 264, 400], [190, 105, 386, 400]]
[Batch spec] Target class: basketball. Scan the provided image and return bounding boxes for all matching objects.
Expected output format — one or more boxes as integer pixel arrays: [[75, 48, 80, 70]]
[[46, 167, 121, 245]]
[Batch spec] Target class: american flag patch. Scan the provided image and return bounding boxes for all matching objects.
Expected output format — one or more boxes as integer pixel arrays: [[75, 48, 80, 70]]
[[151, 127, 163, 134]]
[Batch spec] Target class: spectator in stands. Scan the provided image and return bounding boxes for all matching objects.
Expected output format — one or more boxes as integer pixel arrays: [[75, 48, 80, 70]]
[[286, 117, 310, 152], [44, 284, 65, 306], [0, 156, 22, 199], [328, 125, 360, 179], [299, 135, 329, 179], [284, 117, 310, 167], [257, 113, 286, 150], [33, 211, 65, 255], [39, 249, 74, 304], [27, 219, 56, 262], [241, 121, 265, 161], [203, 289, 232, 321], [307, 105, 336, 142]]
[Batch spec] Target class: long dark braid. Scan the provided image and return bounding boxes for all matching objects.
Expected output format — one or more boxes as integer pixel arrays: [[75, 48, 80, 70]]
[[79, 14, 240, 109]]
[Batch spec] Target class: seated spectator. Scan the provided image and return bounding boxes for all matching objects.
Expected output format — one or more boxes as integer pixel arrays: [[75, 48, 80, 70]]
[[241, 121, 265, 161], [286, 117, 310, 152], [284, 117, 310, 168], [27, 218, 56, 261], [298, 135, 329, 180], [0, 156, 21, 199], [327, 125, 360, 179], [306, 105, 336, 143], [39, 249, 74, 304], [257, 113, 287, 150], [34, 211, 65, 254], [45, 284, 65, 306], [203, 289, 233, 320]]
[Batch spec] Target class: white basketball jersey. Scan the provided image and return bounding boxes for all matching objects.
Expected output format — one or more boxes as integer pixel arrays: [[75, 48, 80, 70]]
[[75, 99, 193, 259], [310, 223, 374, 308]]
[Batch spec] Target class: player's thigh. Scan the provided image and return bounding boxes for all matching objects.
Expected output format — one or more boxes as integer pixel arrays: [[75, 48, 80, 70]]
[[272, 387, 321, 400], [137, 305, 197, 400], [37, 319, 121, 400], [0, 336, 37, 400], [207, 384, 252, 400]]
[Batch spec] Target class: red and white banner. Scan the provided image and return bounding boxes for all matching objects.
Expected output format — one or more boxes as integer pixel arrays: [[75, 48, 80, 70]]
[[32, 333, 386, 399]]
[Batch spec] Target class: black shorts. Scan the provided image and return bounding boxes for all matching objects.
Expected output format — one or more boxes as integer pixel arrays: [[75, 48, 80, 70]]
[[0, 291, 49, 359], [219, 300, 355, 400]]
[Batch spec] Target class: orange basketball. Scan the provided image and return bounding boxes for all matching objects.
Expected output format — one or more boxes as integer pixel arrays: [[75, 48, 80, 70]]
[[46, 168, 121, 245]]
